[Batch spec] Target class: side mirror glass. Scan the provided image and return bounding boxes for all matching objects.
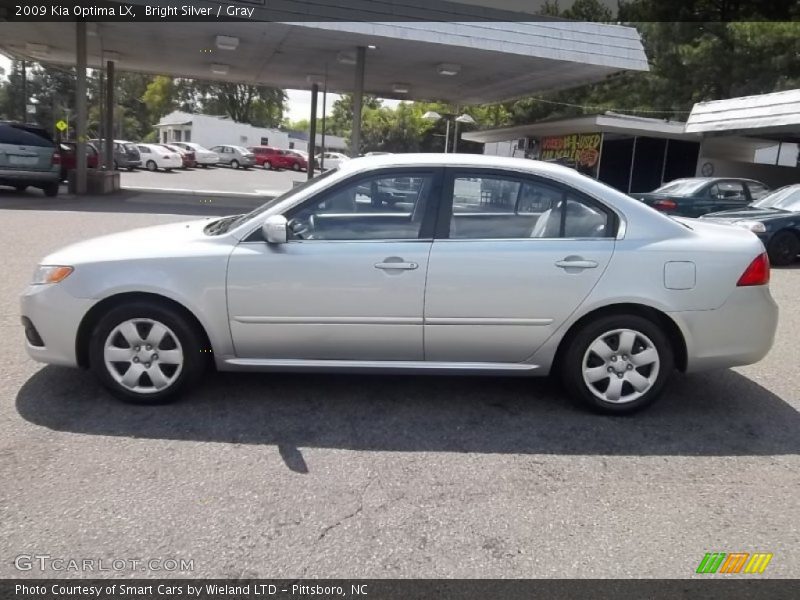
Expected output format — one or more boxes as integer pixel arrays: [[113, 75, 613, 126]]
[[262, 215, 288, 244]]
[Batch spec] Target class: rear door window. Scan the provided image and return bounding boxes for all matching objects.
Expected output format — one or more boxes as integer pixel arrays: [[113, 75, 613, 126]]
[[0, 124, 54, 147]]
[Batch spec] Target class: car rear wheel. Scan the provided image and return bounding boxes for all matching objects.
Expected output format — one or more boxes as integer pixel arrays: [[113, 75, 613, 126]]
[[146, 160, 157, 172], [767, 231, 799, 266], [127, 166, 135, 172], [231, 159, 240, 169], [43, 182, 59, 197], [263, 161, 272, 170], [292, 162, 300, 171], [89, 301, 207, 404], [560, 314, 673, 414]]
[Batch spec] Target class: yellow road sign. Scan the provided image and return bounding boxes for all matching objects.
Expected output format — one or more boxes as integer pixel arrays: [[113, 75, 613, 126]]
[[56, 120, 68, 132]]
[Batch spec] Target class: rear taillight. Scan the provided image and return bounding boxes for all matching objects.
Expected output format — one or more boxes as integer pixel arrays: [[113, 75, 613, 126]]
[[737, 252, 770, 287], [653, 199, 677, 211], [51, 151, 61, 166]]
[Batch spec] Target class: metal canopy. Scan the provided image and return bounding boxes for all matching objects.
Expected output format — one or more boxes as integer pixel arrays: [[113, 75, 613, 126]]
[[0, 20, 648, 104], [463, 112, 698, 143], [686, 89, 800, 138]]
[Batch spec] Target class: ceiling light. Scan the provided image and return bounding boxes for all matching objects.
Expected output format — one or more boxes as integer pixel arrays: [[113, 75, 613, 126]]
[[25, 43, 50, 56], [368, 44, 378, 50], [215, 35, 239, 51], [455, 113, 476, 124], [210, 63, 229, 75], [337, 51, 356, 65], [392, 83, 410, 94], [422, 111, 442, 121], [437, 63, 461, 76]]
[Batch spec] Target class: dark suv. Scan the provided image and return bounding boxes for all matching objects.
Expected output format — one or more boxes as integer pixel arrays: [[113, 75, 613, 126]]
[[0, 122, 61, 196], [89, 139, 141, 170]]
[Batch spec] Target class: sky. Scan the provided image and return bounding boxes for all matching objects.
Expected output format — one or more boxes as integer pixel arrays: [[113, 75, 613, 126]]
[[0, 53, 399, 123]]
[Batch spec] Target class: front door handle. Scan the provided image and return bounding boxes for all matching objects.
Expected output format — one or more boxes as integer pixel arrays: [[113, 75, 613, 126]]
[[375, 261, 418, 271], [555, 258, 598, 270]]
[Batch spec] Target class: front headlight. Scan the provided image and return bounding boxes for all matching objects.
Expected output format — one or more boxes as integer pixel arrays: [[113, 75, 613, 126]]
[[735, 220, 767, 234], [31, 265, 74, 285]]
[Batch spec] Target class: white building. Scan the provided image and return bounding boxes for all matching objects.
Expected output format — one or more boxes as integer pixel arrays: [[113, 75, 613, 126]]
[[155, 111, 290, 149]]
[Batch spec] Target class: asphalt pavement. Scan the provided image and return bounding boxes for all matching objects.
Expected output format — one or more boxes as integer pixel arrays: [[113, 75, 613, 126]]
[[0, 192, 798, 579]]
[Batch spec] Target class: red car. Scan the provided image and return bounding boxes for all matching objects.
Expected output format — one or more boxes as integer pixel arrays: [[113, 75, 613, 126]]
[[250, 146, 306, 171], [59, 141, 99, 181]]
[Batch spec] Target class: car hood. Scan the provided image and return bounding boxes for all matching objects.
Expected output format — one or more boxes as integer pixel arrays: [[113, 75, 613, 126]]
[[41, 218, 218, 265], [701, 207, 790, 222]]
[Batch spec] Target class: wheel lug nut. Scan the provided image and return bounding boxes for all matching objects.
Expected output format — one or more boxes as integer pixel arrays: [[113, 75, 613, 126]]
[[146, 344, 152, 350], [134, 346, 140, 352], [617, 373, 624, 379], [152, 354, 158, 361], [144, 362, 151, 368], [607, 367, 614, 373], [132, 357, 139, 363], [627, 364, 633, 370], [611, 355, 617, 362]]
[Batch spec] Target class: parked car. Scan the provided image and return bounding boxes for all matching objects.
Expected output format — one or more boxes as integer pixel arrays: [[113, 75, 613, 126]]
[[250, 146, 306, 171], [316, 151, 349, 171], [89, 139, 141, 171], [701, 184, 800, 266], [209, 145, 255, 169], [632, 177, 770, 218], [137, 144, 182, 172], [160, 143, 195, 169], [20, 155, 778, 414], [172, 142, 219, 168], [285, 149, 309, 170], [0, 121, 60, 196], [59, 141, 99, 181]]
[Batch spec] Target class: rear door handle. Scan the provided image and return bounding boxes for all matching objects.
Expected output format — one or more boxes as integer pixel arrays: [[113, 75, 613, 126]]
[[375, 261, 418, 271], [555, 259, 598, 270]]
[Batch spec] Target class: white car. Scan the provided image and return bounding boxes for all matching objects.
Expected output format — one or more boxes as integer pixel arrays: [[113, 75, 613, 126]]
[[316, 151, 350, 170], [137, 144, 182, 172], [20, 154, 778, 414], [172, 142, 219, 168]]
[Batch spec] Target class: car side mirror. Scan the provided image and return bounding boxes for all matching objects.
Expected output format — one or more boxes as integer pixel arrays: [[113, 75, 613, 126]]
[[262, 215, 288, 244]]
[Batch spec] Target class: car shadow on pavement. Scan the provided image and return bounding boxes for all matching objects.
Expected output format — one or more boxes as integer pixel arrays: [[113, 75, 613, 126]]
[[16, 366, 800, 468]]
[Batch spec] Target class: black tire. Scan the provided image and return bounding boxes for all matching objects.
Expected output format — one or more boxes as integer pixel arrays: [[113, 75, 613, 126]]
[[263, 161, 272, 170], [14, 184, 28, 193], [767, 231, 800, 266], [89, 301, 208, 405], [43, 182, 59, 197], [201, 164, 208, 168], [113, 160, 119, 170], [560, 314, 674, 415], [146, 160, 157, 172], [128, 166, 135, 172], [165, 168, 172, 172], [231, 159, 240, 169]]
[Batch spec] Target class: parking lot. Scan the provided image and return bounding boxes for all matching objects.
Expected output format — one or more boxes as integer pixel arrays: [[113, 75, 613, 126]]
[[0, 192, 798, 579], [119, 163, 305, 197]]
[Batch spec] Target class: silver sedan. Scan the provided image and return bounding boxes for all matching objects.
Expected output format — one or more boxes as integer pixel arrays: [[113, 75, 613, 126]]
[[20, 154, 778, 414]]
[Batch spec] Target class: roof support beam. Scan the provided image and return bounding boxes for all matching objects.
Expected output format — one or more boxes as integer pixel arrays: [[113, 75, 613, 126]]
[[307, 82, 318, 180], [104, 60, 115, 171], [75, 21, 87, 195], [350, 45, 366, 158]]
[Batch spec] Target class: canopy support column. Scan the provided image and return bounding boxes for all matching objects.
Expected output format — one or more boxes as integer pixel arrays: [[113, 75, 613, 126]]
[[75, 21, 88, 195], [307, 83, 318, 180], [350, 46, 366, 158], [104, 60, 115, 171]]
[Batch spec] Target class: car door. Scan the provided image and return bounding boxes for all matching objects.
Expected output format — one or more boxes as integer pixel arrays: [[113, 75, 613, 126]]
[[226, 167, 442, 361], [424, 169, 617, 363], [710, 180, 749, 212]]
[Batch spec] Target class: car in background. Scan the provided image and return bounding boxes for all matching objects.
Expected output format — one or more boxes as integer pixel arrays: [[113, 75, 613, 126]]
[[172, 142, 219, 168], [21, 154, 778, 414], [316, 151, 350, 171], [0, 121, 60, 196], [209, 145, 255, 169], [632, 177, 770, 218], [90, 139, 141, 171], [137, 144, 182, 172], [364, 151, 393, 156], [160, 143, 195, 169], [250, 146, 306, 171], [701, 184, 800, 266], [59, 141, 99, 181]]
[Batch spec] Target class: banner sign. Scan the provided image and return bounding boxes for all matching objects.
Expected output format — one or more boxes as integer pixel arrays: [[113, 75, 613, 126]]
[[539, 133, 602, 178]]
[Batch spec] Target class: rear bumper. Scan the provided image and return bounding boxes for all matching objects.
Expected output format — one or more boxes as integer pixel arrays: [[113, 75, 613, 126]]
[[0, 168, 59, 185], [670, 285, 779, 372]]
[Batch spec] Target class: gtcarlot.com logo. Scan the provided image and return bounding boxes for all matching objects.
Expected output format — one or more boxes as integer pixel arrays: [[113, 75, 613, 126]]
[[696, 552, 773, 574], [14, 554, 194, 573]]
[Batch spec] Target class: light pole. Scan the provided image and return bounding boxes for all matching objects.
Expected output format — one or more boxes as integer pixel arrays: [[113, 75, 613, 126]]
[[423, 110, 476, 153]]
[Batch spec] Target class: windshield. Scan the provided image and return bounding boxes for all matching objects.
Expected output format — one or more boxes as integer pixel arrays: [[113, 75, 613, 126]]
[[204, 169, 338, 235], [752, 186, 800, 211], [653, 179, 707, 195]]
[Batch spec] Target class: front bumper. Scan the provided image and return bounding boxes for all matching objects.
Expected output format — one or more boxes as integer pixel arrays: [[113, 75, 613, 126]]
[[20, 283, 95, 367], [670, 285, 779, 373]]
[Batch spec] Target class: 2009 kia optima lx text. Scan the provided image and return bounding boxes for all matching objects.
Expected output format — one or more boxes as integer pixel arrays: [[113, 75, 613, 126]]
[[20, 155, 778, 414]]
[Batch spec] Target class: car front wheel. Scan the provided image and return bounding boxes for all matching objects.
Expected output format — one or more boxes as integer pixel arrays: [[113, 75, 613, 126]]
[[767, 231, 799, 266], [231, 160, 240, 169], [89, 301, 208, 404], [43, 182, 59, 197], [560, 314, 673, 414], [146, 160, 157, 172]]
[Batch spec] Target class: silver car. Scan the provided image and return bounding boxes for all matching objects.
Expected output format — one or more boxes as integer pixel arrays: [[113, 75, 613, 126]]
[[0, 121, 61, 196], [208, 144, 255, 169], [20, 155, 778, 414]]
